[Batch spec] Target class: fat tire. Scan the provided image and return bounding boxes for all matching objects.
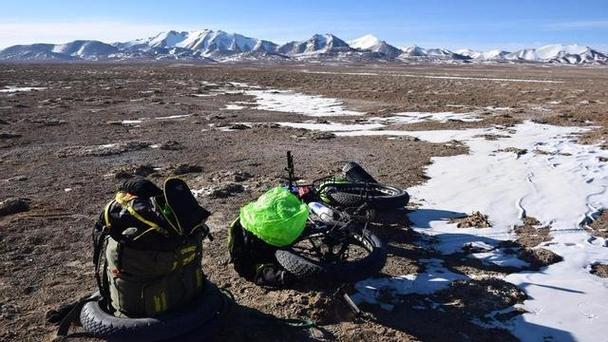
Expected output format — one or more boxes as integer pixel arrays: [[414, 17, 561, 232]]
[[342, 162, 377, 183], [322, 183, 409, 209], [275, 230, 386, 282], [80, 281, 228, 342]]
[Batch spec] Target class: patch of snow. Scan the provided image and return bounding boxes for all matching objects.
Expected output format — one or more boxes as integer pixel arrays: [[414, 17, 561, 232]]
[[345, 120, 608, 340], [277, 121, 384, 131], [0, 86, 47, 93], [469, 250, 530, 268], [120, 119, 143, 125], [191, 93, 218, 97], [353, 258, 467, 309], [244, 89, 364, 117], [402, 121, 608, 340], [223, 104, 245, 110], [370, 111, 481, 124], [154, 114, 191, 120]]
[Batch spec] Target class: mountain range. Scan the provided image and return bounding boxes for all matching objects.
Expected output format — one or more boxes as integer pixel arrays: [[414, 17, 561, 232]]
[[1, 30, 606, 65]]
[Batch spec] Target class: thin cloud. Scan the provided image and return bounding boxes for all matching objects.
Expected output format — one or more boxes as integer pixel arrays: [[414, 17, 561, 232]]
[[545, 20, 608, 30]]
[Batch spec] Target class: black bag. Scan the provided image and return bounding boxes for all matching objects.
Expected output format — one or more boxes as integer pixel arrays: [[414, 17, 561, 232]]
[[92, 177, 211, 317]]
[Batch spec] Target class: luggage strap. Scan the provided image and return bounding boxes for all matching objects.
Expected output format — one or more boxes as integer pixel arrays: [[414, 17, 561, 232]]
[[51, 293, 101, 339]]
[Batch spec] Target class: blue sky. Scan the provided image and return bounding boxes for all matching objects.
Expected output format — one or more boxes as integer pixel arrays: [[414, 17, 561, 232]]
[[1, 0, 607, 51]]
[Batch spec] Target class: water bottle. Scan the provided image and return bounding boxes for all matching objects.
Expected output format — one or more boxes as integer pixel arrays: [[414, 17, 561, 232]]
[[308, 202, 335, 223]]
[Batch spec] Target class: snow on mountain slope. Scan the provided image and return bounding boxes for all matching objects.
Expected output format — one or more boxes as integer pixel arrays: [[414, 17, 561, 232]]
[[506, 44, 608, 64], [278, 34, 353, 56], [0, 29, 606, 65], [456, 49, 511, 60], [123, 29, 277, 56], [455, 49, 482, 59], [0, 42, 115, 61], [400, 46, 470, 61], [52, 40, 118, 59], [349, 34, 402, 59]]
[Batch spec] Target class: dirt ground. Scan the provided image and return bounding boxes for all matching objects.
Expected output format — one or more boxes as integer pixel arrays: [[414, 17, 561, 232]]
[[1, 63, 608, 341]]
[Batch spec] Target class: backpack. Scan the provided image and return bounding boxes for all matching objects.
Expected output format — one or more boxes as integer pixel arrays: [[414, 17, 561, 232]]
[[93, 177, 211, 318]]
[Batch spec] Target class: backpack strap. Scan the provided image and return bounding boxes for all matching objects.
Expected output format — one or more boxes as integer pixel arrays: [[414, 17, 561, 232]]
[[114, 192, 167, 239], [51, 293, 101, 339]]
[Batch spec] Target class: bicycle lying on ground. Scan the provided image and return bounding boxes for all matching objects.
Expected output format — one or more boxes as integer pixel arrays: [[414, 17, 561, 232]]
[[275, 152, 410, 282]]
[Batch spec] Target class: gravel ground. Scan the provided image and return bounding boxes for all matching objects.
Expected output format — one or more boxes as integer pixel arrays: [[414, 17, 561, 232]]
[[1, 63, 607, 341]]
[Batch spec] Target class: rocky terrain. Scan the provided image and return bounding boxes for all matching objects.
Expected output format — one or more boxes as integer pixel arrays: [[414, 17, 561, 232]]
[[1, 63, 608, 341]]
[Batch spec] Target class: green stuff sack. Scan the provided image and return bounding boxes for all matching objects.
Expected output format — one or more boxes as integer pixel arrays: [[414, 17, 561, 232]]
[[240, 187, 308, 247]]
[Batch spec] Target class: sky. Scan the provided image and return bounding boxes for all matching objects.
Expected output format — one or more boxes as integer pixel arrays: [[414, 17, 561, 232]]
[[1, 0, 607, 51]]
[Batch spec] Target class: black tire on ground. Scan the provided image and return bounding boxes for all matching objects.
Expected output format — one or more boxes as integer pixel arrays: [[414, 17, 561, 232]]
[[342, 162, 377, 183], [80, 281, 229, 342], [322, 182, 409, 209], [275, 230, 386, 283]]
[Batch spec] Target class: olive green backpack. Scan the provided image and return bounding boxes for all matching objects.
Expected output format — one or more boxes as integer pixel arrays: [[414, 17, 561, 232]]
[[93, 178, 211, 318]]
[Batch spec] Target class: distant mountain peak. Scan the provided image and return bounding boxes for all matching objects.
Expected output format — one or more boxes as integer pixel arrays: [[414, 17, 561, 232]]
[[0, 30, 605, 65], [348, 35, 401, 58]]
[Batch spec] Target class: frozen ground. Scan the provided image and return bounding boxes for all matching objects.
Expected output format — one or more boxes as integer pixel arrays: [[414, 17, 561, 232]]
[[0, 86, 47, 93], [221, 82, 608, 340], [344, 121, 608, 341], [243, 88, 364, 117], [3, 64, 608, 342]]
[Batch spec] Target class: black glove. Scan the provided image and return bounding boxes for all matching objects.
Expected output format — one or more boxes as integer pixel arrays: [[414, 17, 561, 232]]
[[120, 176, 162, 198], [254, 263, 294, 288]]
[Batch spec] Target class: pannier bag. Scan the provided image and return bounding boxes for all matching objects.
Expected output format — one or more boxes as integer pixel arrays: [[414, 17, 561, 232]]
[[93, 177, 211, 318]]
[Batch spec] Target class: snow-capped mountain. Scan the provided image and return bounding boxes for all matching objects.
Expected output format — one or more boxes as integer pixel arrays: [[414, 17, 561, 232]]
[[505, 44, 607, 64], [0, 29, 606, 65], [349, 34, 402, 59], [400, 46, 469, 60], [456, 49, 510, 60], [278, 34, 353, 56], [455, 44, 607, 65], [0, 41, 117, 61], [117, 29, 278, 57]]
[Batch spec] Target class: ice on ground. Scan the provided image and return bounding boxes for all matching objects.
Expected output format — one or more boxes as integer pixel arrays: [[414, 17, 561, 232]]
[[223, 104, 245, 110], [120, 119, 143, 125], [154, 114, 191, 120], [244, 89, 364, 117], [274, 111, 482, 133], [469, 250, 530, 268], [369, 111, 481, 124], [277, 121, 384, 131], [191, 93, 218, 97], [0, 86, 47, 93], [353, 258, 467, 309], [403, 121, 608, 340]]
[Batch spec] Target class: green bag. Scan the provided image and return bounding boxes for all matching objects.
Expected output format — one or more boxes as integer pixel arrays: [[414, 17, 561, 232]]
[[239, 187, 308, 247], [93, 178, 210, 318], [104, 233, 205, 318]]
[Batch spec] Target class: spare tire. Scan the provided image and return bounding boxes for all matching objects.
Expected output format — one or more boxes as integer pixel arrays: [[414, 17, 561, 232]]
[[80, 281, 229, 342], [275, 230, 386, 282], [320, 182, 409, 209]]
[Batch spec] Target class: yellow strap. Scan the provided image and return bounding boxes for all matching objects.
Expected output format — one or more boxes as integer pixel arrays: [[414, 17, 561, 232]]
[[103, 201, 113, 228], [153, 295, 162, 313], [115, 192, 161, 231], [163, 177, 184, 235], [161, 291, 167, 312], [179, 246, 197, 254], [132, 226, 161, 241], [152, 196, 182, 236]]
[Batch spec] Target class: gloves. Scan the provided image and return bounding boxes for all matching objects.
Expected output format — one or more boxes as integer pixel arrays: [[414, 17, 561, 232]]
[[120, 176, 162, 198]]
